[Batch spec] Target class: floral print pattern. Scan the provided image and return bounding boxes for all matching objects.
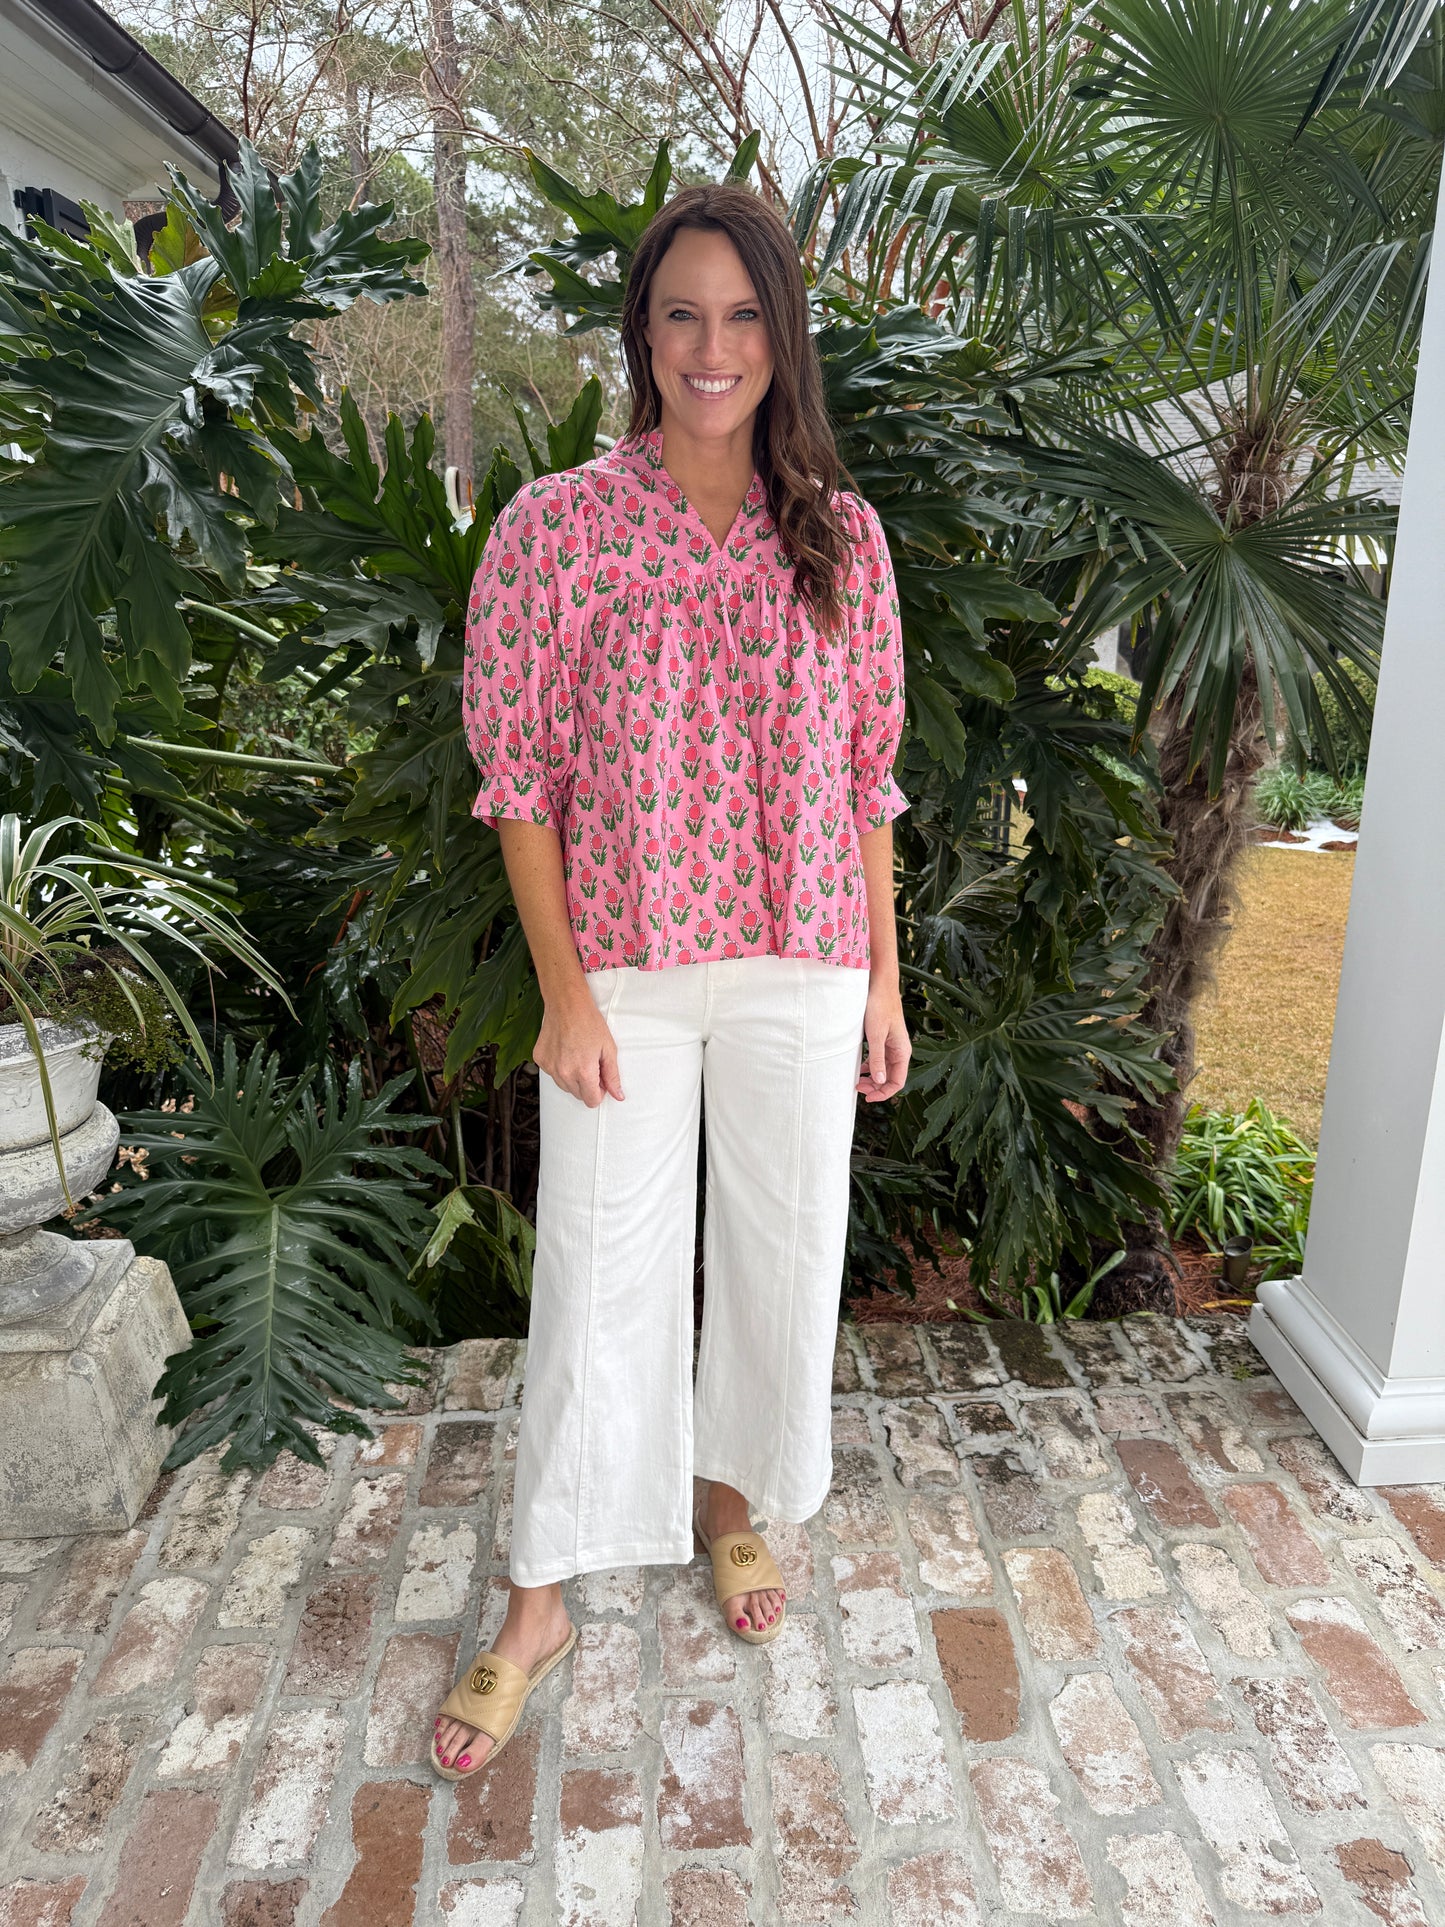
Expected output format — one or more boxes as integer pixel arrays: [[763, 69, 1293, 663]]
[[462, 425, 909, 972]]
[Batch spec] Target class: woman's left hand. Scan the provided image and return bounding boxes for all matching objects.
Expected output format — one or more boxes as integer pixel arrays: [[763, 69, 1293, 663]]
[[857, 979, 910, 1101]]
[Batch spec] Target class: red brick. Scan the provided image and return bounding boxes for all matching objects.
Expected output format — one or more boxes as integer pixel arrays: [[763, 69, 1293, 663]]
[[1115, 1440, 1216, 1527], [657, 1701, 749, 1848], [1343, 1538, 1445, 1651], [283, 1572, 377, 1696], [1165, 1391, 1263, 1474], [852, 1679, 957, 1822], [1112, 1606, 1232, 1739], [35, 1531, 147, 1634], [327, 1472, 407, 1567], [832, 1550, 920, 1668], [970, 1454, 1052, 1539], [1175, 1749, 1319, 1913], [356, 1423, 422, 1471], [1105, 1834, 1214, 1927], [927, 1324, 1001, 1392], [659, 1570, 737, 1688], [1120, 1318, 1200, 1380], [825, 1448, 895, 1545], [1335, 1838, 1430, 1927], [770, 1750, 858, 1918], [319, 1781, 427, 1927], [93, 1578, 209, 1695], [28, 1713, 146, 1852], [442, 1338, 518, 1411], [932, 1608, 1019, 1741], [970, 1758, 1092, 1917], [905, 1494, 991, 1598], [1049, 1673, 1161, 1814], [562, 1623, 643, 1753], [557, 1769, 644, 1920], [0, 1647, 83, 1774], [885, 1851, 983, 1927], [881, 1400, 960, 1486], [1093, 1392, 1166, 1438], [161, 1458, 252, 1569], [862, 1324, 926, 1394], [832, 1329, 862, 1393], [1247, 1382, 1305, 1426], [663, 1868, 752, 1926], [221, 1881, 308, 1927], [1273, 1434, 1378, 1526], [1059, 1322, 1139, 1388], [95, 1788, 218, 1927], [447, 1725, 539, 1864], [993, 1319, 1072, 1387], [229, 1707, 347, 1869], [158, 1644, 270, 1779], [420, 1422, 494, 1506], [1382, 1486, 1445, 1567], [367, 1632, 459, 1768], [1222, 1482, 1330, 1587], [1003, 1547, 1098, 1658], [1236, 1675, 1365, 1813], [1287, 1597, 1425, 1729], [944, 1399, 1017, 1448], [1019, 1396, 1108, 1479], [0, 1878, 88, 1927], [256, 1445, 332, 1510]]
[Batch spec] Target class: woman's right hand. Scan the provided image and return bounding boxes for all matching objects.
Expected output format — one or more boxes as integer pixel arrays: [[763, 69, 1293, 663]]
[[532, 987, 625, 1108]]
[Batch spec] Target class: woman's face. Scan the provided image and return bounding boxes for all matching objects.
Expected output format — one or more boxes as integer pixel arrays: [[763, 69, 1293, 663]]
[[642, 226, 774, 447]]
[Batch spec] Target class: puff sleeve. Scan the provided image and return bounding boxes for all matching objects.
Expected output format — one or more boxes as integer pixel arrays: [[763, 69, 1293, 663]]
[[462, 479, 585, 830], [845, 497, 910, 834]]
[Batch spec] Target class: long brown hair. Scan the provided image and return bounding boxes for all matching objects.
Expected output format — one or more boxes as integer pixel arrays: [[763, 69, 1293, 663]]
[[619, 183, 851, 635]]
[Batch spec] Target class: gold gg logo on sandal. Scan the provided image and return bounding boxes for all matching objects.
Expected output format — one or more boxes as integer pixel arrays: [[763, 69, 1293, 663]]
[[730, 1543, 758, 1568], [469, 1664, 498, 1694]]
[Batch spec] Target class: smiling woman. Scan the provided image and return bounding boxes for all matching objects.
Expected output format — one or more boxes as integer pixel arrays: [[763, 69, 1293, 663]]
[[437, 182, 911, 1788]]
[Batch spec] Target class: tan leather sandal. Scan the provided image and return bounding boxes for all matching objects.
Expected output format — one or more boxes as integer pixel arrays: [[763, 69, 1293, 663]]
[[430, 1624, 578, 1781], [693, 1500, 787, 1645]]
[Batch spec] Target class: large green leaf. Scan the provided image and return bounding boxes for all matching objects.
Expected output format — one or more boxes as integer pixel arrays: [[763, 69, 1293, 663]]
[[94, 1041, 449, 1473]]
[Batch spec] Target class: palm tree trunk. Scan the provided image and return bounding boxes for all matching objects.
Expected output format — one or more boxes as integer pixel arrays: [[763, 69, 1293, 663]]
[[425, 0, 475, 485], [1091, 664, 1269, 1314]]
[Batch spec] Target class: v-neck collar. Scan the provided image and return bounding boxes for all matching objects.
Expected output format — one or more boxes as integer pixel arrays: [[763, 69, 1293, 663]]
[[619, 426, 767, 563]]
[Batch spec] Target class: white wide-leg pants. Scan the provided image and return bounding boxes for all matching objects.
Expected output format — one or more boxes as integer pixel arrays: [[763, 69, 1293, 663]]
[[507, 954, 872, 1588]]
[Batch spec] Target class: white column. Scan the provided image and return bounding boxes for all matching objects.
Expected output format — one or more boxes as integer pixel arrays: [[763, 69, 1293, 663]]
[[1249, 160, 1445, 1482]]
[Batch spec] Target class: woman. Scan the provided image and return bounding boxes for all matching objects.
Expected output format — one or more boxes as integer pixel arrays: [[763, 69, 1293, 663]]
[[432, 182, 910, 1781]]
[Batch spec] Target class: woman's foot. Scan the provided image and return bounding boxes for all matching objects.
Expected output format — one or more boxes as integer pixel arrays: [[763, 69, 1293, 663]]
[[701, 1480, 786, 1633], [434, 1580, 573, 1773]]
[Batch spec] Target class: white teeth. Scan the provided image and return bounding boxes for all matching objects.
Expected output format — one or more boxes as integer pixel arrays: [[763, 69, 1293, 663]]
[[685, 375, 739, 394]]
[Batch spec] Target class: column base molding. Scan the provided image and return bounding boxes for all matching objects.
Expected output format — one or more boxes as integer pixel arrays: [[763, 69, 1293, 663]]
[[1250, 1277, 1445, 1485]]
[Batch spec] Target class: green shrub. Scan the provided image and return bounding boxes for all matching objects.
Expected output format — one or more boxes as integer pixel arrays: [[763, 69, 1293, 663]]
[[1325, 773, 1365, 829], [1253, 765, 1333, 832], [1169, 1100, 1314, 1281], [1048, 666, 1141, 726], [1311, 658, 1376, 775]]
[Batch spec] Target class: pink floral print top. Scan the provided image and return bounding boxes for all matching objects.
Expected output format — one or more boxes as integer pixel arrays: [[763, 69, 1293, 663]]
[[462, 425, 909, 973]]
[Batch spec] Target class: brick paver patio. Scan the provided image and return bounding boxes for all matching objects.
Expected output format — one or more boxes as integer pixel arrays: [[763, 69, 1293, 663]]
[[5, 1313, 1445, 1923]]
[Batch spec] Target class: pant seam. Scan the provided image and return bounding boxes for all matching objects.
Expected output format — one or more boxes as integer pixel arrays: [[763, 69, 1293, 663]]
[[572, 966, 626, 1573], [770, 971, 807, 1504]]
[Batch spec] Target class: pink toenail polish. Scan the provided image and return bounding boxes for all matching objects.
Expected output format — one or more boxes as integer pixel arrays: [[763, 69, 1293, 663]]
[[457, 1755, 471, 1769], [441, 1755, 451, 1766], [767, 1613, 775, 1622], [736, 1616, 747, 1627]]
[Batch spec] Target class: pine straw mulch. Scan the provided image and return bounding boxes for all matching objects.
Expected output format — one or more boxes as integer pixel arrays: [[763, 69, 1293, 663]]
[[847, 1230, 1260, 1326]]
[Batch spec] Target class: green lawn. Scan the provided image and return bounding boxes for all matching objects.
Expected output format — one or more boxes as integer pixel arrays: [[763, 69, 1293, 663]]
[[1190, 845, 1355, 1144]]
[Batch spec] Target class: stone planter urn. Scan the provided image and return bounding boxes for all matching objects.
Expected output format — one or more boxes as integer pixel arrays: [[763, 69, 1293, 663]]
[[0, 1021, 190, 1537]]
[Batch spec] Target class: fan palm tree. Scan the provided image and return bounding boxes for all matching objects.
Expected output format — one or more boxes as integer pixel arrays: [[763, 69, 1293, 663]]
[[806, 0, 1442, 1300]]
